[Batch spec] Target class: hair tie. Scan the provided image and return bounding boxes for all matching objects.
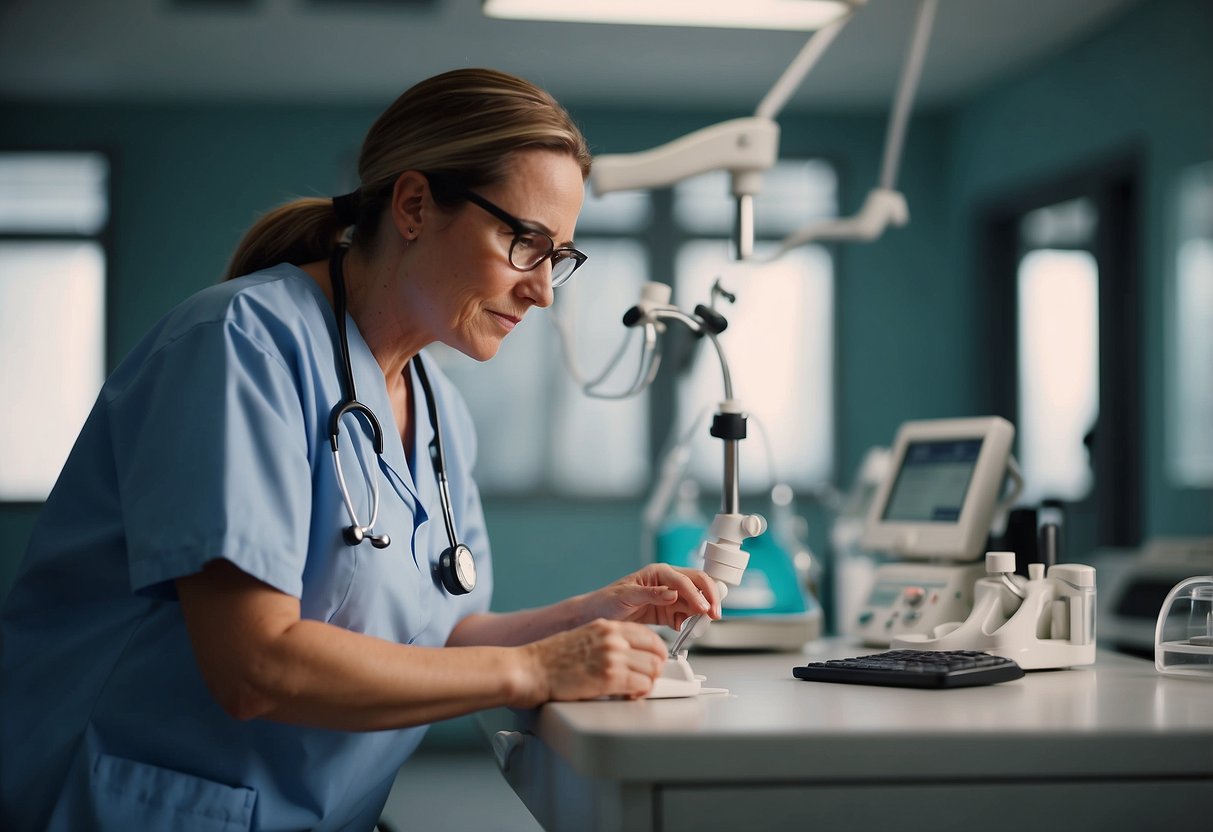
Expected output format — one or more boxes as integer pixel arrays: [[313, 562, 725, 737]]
[[332, 189, 361, 226]]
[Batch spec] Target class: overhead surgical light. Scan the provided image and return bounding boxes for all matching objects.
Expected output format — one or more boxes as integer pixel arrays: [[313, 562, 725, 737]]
[[497, 0, 936, 261], [482, 0, 858, 31]]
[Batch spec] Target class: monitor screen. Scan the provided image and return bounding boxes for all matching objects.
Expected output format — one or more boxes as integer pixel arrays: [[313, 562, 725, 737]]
[[881, 438, 984, 523], [861, 417, 1016, 561]]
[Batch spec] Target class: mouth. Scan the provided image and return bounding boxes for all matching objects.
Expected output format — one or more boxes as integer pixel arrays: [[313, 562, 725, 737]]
[[488, 310, 521, 332]]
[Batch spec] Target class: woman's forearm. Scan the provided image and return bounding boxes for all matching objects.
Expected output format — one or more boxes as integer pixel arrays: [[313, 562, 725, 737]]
[[177, 559, 543, 731], [447, 562, 721, 648], [178, 560, 707, 730], [445, 594, 599, 647], [244, 622, 539, 730]]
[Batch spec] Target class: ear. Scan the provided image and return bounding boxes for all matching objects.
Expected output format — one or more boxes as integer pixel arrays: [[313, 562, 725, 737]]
[[388, 171, 428, 241]]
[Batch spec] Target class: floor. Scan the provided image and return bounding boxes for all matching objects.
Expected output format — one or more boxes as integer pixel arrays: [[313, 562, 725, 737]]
[[379, 749, 544, 832]]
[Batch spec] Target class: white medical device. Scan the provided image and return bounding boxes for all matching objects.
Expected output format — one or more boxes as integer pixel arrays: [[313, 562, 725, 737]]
[[893, 551, 1097, 670], [830, 446, 892, 637], [855, 416, 1022, 646]]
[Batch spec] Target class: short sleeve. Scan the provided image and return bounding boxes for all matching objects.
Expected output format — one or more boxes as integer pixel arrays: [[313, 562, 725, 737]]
[[108, 319, 313, 599]]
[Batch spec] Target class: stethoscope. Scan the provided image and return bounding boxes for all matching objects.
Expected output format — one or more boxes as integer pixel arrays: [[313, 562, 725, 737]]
[[327, 244, 476, 595]]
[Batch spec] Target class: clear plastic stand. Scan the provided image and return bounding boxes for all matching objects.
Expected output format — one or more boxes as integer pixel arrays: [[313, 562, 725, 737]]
[[1155, 576, 1213, 680]]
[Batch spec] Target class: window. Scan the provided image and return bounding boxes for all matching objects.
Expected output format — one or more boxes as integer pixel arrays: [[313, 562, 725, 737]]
[[0, 153, 109, 501], [984, 168, 1141, 551], [674, 161, 838, 493], [1016, 248, 1100, 503], [433, 159, 838, 499], [1169, 161, 1213, 487], [1015, 198, 1099, 505]]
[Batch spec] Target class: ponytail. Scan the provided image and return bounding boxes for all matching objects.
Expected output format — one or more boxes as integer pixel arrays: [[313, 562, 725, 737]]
[[222, 197, 348, 282]]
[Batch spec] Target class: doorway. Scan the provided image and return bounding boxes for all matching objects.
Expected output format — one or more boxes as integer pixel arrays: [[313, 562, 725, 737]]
[[979, 156, 1143, 560]]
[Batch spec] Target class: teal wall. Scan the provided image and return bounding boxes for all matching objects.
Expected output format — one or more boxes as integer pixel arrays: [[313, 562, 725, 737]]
[[945, 0, 1213, 536], [0, 100, 941, 602], [1, 2, 1209, 748]]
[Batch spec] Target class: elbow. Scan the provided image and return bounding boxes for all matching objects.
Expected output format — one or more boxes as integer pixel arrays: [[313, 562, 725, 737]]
[[202, 656, 292, 722], [216, 681, 279, 722]]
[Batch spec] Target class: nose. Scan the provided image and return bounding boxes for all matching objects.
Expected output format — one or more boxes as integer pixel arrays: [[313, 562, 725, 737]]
[[516, 261, 555, 309]]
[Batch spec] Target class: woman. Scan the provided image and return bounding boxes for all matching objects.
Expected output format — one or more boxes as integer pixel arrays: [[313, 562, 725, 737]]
[[0, 68, 721, 831]]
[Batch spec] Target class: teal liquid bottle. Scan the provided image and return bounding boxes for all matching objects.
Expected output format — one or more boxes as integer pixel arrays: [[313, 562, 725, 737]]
[[726, 529, 809, 616], [655, 480, 709, 571]]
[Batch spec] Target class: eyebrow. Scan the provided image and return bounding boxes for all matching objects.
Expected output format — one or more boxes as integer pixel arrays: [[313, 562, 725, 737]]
[[520, 216, 574, 249]]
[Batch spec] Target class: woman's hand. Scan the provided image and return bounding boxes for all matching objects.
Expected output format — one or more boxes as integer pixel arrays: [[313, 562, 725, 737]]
[[583, 564, 723, 631], [516, 618, 669, 704]]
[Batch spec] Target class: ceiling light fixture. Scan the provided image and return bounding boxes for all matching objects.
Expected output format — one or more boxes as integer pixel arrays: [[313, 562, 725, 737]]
[[482, 0, 859, 32]]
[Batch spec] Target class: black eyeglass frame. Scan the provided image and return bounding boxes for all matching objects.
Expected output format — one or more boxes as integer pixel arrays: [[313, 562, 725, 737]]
[[449, 187, 587, 288]]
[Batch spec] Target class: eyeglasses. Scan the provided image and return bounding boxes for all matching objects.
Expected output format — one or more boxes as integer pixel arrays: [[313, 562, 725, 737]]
[[458, 190, 587, 288]]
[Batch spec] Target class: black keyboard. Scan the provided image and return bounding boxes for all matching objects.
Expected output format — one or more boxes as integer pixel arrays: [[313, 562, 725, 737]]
[[792, 649, 1025, 689]]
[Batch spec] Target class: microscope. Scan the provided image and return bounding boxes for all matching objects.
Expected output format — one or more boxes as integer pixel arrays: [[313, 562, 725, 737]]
[[616, 283, 769, 698]]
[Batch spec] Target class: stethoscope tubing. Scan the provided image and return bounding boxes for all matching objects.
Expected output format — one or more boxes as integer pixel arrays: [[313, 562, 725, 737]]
[[326, 244, 464, 559], [410, 357, 460, 552]]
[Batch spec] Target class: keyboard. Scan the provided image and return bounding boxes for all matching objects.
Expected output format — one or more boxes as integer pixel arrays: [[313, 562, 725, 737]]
[[792, 649, 1025, 689]]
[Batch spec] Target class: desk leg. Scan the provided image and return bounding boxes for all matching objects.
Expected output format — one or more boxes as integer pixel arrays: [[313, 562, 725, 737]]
[[496, 732, 655, 832]]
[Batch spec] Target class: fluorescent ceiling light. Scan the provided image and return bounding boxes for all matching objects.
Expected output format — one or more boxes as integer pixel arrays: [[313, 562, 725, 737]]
[[483, 0, 856, 32]]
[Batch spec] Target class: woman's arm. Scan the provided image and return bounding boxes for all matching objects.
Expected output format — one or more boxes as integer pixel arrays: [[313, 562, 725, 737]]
[[176, 559, 667, 731], [447, 563, 723, 647]]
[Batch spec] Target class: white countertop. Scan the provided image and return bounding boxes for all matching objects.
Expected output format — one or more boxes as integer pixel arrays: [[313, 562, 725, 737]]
[[504, 640, 1213, 783]]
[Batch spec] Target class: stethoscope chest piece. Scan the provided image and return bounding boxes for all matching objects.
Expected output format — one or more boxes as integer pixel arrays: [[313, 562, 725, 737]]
[[438, 544, 476, 595]]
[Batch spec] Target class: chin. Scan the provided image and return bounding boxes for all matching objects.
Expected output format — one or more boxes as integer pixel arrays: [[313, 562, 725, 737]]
[[454, 338, 503, 363]]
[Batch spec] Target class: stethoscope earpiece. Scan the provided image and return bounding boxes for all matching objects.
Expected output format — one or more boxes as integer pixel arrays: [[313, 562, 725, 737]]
[[328, 245, 474, 593], [343, 524, 391, 549]]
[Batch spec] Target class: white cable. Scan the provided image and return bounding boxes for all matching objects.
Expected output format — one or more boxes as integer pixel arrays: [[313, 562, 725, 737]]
[[548, 299, 627, 387], [548, 302, 663, 399], [747, 411, 781, 491], [584, 324, 663, 400], [640, 406, 713, 564]]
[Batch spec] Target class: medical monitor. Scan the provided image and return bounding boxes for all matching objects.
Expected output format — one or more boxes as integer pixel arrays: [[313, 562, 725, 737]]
[[861, 417, 1016, 562]]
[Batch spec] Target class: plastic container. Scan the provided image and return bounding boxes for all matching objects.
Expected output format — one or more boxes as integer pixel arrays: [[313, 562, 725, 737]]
[[1154, 575, 1213, 680]]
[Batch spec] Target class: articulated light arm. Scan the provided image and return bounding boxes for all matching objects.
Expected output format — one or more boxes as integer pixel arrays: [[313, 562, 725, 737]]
[[765, 0, 936, 258], [590, 118, 780, 196], [590, 0, 939, 261], [590, 9, 856, 259]]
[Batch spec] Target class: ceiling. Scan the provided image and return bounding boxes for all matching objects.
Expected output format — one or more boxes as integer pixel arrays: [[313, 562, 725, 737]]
[[0, 0, 1144, 111]]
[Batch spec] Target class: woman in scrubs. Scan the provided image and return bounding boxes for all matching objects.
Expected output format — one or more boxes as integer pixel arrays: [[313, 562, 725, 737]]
[[0, 68, 721, 832]]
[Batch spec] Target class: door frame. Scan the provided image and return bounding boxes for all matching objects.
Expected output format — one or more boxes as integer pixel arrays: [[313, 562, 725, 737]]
[[976, 151, 1143, 548]]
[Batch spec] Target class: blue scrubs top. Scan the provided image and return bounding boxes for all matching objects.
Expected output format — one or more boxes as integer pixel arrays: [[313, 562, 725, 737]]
[[0, 266, 493, 832]]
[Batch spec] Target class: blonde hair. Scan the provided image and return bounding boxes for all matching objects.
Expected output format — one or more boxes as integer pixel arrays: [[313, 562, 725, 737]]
[[223, 68, 592, 281]]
